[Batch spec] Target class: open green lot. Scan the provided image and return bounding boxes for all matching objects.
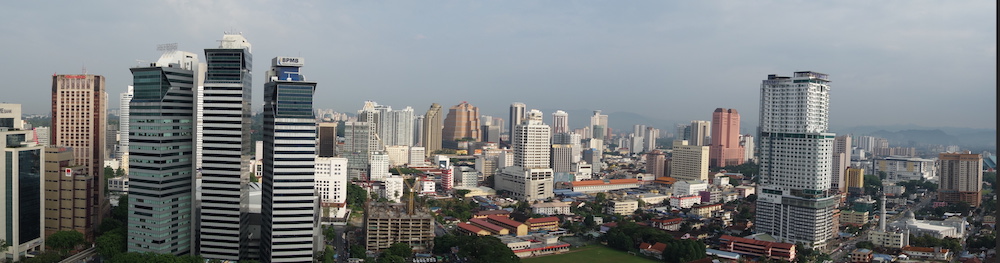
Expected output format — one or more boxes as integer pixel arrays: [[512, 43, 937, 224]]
[[522, 245, 659, 263]]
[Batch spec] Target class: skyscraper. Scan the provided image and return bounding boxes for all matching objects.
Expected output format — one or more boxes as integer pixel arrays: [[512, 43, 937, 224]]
[[421, 103, 442, 157], [442, 102, 481, 143], [1, 104, 45, 261], [200, 33, 253, 261], [509, 102, 526, 140], [831, 135, 852, 193], [551, 110, 569, 134], [590, 110, 608, 140], [342, 121, 371, 180], [118, 86, 133, 172], [50, 73, 106, 225], [689, 120, 710, 146], [260, 57, 320, 262], [669, 140, 709, 181], [382, 106, 414, 146], [709, 108, 744, 167], [937, 151, 982, 207], [497, 110, 553, 201], [127, 50, 199, 255], [317, 122, 337, 157], [43, 146, 98, 242], [755, 71, 836, 248]]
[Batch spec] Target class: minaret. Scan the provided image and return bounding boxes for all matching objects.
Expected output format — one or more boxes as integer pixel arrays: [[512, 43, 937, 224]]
[[879, 191, 887, 232]]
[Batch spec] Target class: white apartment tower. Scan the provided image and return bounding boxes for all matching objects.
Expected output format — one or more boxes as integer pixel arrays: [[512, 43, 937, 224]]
[[508, 102, 526, 139], [497, 110, 554, 201], [755, 71, 837, 248], [689, 120, 711, 146], [118, 86, 133, 171], [551, 110, 569, 134], [260, 57, 320, 262]]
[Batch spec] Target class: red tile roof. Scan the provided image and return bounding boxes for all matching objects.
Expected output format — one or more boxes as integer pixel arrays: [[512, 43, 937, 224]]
[[469, 218, 506, 233], [475, 210, 510, 216], [720, 235, 794, 250], [649, 242, 668, 253], [526, 217, 560, 224], [487, 215, 525, 228], [457, 223, 485, 233]]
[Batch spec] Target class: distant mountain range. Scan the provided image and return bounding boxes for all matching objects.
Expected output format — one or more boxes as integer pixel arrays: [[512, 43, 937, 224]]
[[832, 125, 996, 151]]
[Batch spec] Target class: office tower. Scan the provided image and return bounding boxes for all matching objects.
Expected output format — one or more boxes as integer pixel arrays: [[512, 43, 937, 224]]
[[409, 147, 426, 165], [442, 102, 481, 143], [50, 74, 106, 224], [551, 110, 569, 134], [481, 123, 501, 143], [709, 108, 744, 167], [363, 203, 435, 253], [937, 151, 983, 207], [675, 124, 691, 141], [43, 146, 98, 242], [413, 115, 424, 147], [590, 110, 608, 140], [689, 120, 710, 146], [317, 122, 337, 157], [260, 57, 320, 262], [118, 86, 134, 171], [342, 121, 371, 180], [755, 71, 837, 248], [385, 145, 409, 166], [740, 134, 755, 163], [421, 103, 442, 157], [831, 135, 852, 192], [315, 157, 348, 219], [497, 110, 553, 201], [669, 140, 709, 181], [369, 152, 391, 181], [199, 33, 253, 261], [2, 125, 45, 261], [844, 168, 864, 195], [475, 146, 503, 186], [357, 101, 384, 154], [646, 150, 667, 178], [551, 144, 573, 173], [127, 50, 199, 255], [509, 102, 526, 139]]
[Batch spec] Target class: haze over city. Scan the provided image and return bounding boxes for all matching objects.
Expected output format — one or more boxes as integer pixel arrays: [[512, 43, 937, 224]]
[[0, 1, 995, 130]]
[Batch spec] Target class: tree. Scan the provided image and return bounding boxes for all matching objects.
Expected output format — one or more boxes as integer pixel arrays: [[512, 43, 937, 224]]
[[104, 166, 115, 178], [0, 239, 8, 254], [456, 236, 520, 263], [95, 231, 126, 259], [347, 183, 368, 210], [385, 242, 412, 258], [856, 241, 875, 250], [455, 189, 471, 198], [46, 230, 85, 255], [376, 255, 406, 263], [113, 194, 129, 221]]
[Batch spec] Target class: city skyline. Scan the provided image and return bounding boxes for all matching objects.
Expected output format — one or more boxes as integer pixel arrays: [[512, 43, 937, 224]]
[[0, 1, 994, 130]]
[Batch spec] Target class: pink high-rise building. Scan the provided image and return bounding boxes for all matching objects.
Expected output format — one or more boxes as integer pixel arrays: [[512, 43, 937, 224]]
[[709, 108, 744, 167]]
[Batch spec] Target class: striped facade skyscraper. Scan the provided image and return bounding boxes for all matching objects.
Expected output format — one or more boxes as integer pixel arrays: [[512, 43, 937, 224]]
[[260, 56, 320, 262], [199, 33, 253, 261]]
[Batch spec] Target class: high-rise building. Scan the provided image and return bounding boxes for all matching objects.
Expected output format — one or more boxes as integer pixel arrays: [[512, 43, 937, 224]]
[[590, 110, 608, 140], [199, 33, 253, 261], [127, 50, 200, 255], [1, 104, 46, 261], [755, 71, 837, 248], [315, 157, 348, 219], [497, 110, 553, 201], [50, 73, 106, 225], [43, 146, 99, 242], [413, 115, 424, 147], [342, 121, 371, 180], [831, 135, 852, 192], [669, 140, 709, 181], [709, 108, 744, 167], [740, 134, 755, 163], [317, 122, 337, 157], [118, 86, 134, 172], [551, 110, 569, 134], [844, 168, 865, 195], [421, 103, 442, 157], [260, 57, 320, 262], [551, 144, 573, 173], [937, 151, 982, 207], [689, 120, 711, 146], [645, 150, 667, 178], [643, 127, 659, 153], [442, 102, 481, 143], [676, 124, 691, 141], [509, 103, 526, 140]]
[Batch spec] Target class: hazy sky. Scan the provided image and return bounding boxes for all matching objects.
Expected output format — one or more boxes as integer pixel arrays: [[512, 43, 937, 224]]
[[1, 1, 995, 130]]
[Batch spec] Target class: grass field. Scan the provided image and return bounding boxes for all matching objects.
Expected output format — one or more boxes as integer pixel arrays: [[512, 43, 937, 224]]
[[522, 245, 659, 263]]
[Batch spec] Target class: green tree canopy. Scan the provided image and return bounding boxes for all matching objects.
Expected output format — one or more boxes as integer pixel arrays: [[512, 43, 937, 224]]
[[46, 230, 85, 255]]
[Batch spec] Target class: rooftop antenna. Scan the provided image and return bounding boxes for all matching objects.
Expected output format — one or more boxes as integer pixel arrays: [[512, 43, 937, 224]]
[[81, 64, 87, 75]]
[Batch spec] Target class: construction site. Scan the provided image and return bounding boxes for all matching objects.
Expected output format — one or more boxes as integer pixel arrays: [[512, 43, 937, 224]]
[[363, 202, 436, 253]]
